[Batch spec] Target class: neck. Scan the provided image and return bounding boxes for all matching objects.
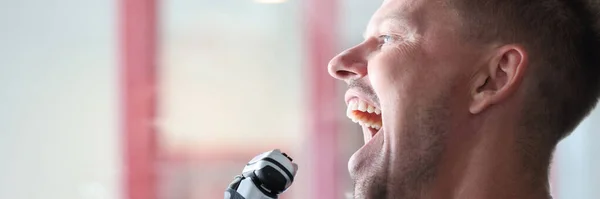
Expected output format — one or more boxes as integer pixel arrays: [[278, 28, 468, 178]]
[[426, 111, 552, 199]]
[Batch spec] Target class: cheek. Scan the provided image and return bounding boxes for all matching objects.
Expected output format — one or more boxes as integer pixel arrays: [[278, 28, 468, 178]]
[[368, 52, 424, 104], [368, 50, 460, 124], [368, 58, 412, 120]]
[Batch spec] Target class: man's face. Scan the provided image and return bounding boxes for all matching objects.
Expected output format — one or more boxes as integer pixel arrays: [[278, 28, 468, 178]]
[[328, 0, 484, 197]]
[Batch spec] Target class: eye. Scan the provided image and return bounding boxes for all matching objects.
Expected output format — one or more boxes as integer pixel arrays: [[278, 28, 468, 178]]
[[381, 35, 393, 43], [377, 35, 396, 47]]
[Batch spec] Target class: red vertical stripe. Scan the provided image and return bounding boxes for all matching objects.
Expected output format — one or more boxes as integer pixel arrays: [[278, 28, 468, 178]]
[[304, 0, 340, 198], [120, 0, 158, 199]]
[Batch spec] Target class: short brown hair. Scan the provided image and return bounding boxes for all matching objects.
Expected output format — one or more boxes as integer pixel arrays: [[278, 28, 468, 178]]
[[450, 0, 600, 145]]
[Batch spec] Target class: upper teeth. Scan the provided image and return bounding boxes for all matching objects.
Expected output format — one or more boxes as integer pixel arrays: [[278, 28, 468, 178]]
[[346, 99, 382, 130]]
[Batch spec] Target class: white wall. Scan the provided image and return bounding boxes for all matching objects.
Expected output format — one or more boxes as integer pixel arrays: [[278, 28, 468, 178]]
[[0, 1, 121, 199], [555, 106, 600, 199], [159, 0, 305, 150]]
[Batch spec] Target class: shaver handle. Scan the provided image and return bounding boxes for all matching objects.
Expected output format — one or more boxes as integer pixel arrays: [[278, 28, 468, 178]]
[[224, 188, 246, 199], [224, 175, 246, 199]]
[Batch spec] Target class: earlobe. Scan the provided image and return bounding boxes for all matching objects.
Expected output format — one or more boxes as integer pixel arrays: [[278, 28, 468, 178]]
[[469, 75, 494, 114], [470, 91, 494, 114], [469, 45, 527, 114]]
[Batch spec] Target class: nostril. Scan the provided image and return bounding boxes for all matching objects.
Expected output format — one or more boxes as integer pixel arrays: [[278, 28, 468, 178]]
[[336, 70, 357, 79]]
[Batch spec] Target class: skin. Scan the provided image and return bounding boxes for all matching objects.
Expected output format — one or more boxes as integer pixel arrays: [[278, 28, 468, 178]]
[[328, 0, 553, 198]]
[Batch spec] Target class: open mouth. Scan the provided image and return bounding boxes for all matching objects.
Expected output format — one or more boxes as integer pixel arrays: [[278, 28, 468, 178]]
[[346, 98, 383, 135]]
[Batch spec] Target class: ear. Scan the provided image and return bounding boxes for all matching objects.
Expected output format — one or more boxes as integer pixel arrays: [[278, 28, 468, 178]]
[[469, 45, 528, 114]]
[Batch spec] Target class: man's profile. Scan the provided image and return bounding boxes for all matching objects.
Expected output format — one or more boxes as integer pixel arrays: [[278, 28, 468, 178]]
[[327, 0, 600, 198]]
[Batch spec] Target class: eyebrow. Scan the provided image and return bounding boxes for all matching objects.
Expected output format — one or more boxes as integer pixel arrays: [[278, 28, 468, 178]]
[[362, 15, 410, 40]]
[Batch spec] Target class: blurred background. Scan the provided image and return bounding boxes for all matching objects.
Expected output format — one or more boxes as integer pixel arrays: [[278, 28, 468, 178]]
[[0, 0, 598, 199]]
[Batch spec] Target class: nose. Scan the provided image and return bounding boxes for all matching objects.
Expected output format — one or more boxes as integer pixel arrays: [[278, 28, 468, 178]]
[[328, 44, 369, 81]]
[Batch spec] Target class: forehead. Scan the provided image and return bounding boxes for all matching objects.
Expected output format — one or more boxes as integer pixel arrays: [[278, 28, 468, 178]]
[[365, 0, 448, 36], [381, 0, 428, 12], [373, 0, 427, 21]]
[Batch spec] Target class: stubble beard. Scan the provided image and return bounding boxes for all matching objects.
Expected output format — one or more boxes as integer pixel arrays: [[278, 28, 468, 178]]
[[353, 95, 450, 199]]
